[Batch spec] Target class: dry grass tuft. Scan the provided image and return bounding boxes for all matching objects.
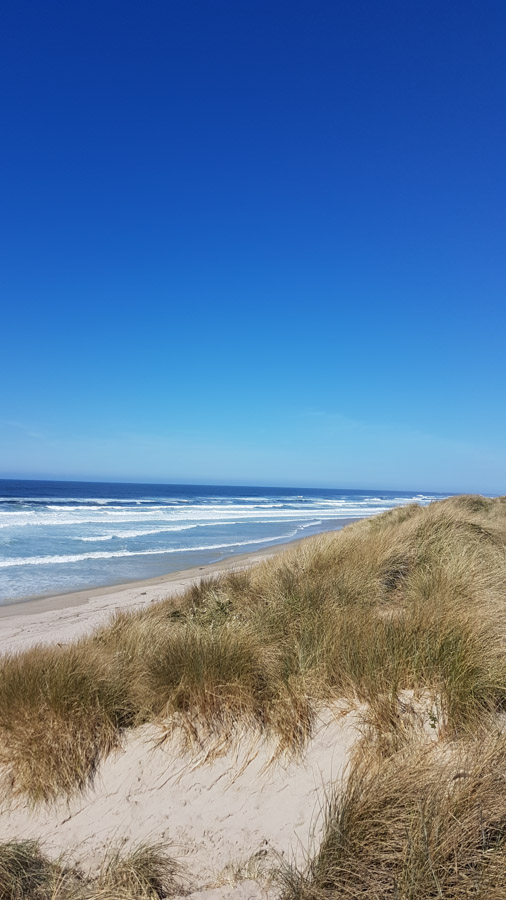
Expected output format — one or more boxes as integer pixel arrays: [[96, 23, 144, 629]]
[[0, 840, 58, 899], [0, 840, 182, 899], [95, 842, 182, 898], [283, 734, 506, 899], [0, 643, 134, 802]]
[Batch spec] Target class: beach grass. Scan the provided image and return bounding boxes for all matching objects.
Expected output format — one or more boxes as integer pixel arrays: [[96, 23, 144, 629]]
[[0, 839, 182, 899], [1, 495, 506, 802], [282, 733, 506, 899], [0, 642, 134, 801], [0, 840, 59, 899], [1, 495, 506, 895]]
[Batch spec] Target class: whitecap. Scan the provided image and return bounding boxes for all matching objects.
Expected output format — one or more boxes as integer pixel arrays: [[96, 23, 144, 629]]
[[0, 532, 299, 568]]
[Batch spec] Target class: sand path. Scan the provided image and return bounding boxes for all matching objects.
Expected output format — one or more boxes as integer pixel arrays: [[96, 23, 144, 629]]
[[0, 707, 360, 898], [0, 535, 360, 898]]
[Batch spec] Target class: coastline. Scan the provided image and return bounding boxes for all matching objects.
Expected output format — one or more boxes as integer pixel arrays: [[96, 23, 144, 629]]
[[0, 483, 435, 611], [0, 521, 357, 654], [0, 541, 287, 619]]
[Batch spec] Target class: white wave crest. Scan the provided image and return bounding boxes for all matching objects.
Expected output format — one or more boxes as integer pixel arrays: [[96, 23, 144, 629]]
[[75, 525, 199, 542], [0, 533, 297, 569], [0, 501, 409, 530]]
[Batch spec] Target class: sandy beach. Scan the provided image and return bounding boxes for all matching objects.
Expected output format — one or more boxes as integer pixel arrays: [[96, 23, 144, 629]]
[[1, 497, 504, 897], [0, 526, 362, 899], [0, 543, 287, 654], [0, 527, 360, 654]]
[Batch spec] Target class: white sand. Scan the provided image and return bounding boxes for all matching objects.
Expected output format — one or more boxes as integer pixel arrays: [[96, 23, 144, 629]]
[[0, 535, 361, 898], [0, 708, 360, 898]]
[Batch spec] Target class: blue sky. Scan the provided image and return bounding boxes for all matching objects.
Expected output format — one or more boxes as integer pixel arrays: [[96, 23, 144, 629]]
[[1, 0, 505, 492]]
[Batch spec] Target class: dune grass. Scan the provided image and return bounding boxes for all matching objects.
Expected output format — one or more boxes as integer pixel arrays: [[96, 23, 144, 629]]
[[95, 842, 182, 899], [0, 840, 59, 900], [0, 840, 181, 899], [2, 495, 506, 896], [1, 495, 506, 804], [283, 734, 506, 899], [0, 643, 134, 801]]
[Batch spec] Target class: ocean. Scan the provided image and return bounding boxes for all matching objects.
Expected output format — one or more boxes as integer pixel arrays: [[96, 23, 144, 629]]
[[0, 480, 446, 604]]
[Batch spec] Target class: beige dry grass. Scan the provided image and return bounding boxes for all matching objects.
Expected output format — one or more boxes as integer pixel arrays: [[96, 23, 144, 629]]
[[0, 643, 134, 802], [0, 840, 181, 899], [1, 496, 506, 802], [282, 734, 506, 899], [0, 840, 60, 899], [1, 495, 506, 895]]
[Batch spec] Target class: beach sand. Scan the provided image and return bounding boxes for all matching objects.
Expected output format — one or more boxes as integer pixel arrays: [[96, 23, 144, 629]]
[[0, 707, 360, 898], [0, 523, 357, 654], [0, 524, 361, 899], [0, 542, 299, 654]]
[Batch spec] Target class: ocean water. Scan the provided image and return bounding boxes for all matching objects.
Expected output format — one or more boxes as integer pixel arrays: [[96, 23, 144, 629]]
[[0, 480, 446, 604]]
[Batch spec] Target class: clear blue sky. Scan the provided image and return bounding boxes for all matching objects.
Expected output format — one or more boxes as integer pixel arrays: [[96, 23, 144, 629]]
[[1, 0, 504, 492]]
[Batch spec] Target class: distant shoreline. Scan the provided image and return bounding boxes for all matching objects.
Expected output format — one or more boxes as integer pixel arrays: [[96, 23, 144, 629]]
[[2, 481, 428, 607]]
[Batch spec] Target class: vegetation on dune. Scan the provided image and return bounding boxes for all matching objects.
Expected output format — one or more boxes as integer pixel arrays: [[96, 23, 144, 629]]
[[0, 840, 58, 900], [1, 495, 506, 895], [283, 734, 506, 899], [1, 495, 506, 803], [0, 641, 135, 801], [0, 840, 181, 899]]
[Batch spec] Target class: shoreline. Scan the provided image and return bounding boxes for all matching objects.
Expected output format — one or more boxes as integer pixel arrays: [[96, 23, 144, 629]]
[[0, 541, 285, 619], [0, 518, 358, 619], [0, 521, 357, 654]]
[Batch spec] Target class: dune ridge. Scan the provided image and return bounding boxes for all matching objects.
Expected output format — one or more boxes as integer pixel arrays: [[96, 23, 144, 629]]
[[1, 495, 506, 897]]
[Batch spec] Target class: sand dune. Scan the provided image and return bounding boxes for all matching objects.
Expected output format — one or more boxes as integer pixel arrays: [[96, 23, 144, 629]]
[[0, 706, 360, 898]]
